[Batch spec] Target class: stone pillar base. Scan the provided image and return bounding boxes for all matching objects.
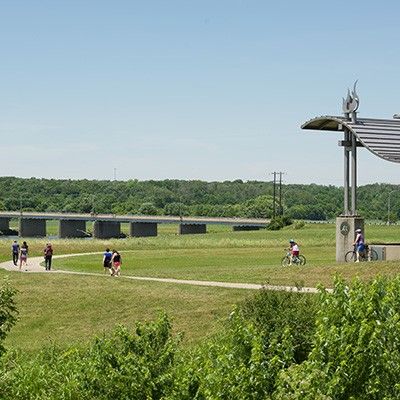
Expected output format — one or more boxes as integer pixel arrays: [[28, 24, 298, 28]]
[[130, 222, 158, 237], [233, 226, 260, 231], [93, 221, 121, 239], [0, 218, 11, 233], [59, 220, 88, 238], [179, 224, 207, 235], [19, 219, 46, 237], [336, 216, 364, 262]]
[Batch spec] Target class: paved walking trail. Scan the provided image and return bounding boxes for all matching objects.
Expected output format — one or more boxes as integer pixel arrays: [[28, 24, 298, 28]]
[[0, 253, 323, 293]]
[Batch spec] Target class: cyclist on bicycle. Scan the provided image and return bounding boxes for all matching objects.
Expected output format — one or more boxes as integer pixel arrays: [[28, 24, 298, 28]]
[[289, 239, 300, 265], [353, 228, 365, 262]]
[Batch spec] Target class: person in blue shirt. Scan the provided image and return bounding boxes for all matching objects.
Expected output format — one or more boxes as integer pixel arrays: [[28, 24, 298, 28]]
[[103, 248, 113, 274], [11, 240, 19, 266]]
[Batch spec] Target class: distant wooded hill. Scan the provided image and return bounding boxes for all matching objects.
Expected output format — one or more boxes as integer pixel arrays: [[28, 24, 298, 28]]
[[0, 177, 399, 221]]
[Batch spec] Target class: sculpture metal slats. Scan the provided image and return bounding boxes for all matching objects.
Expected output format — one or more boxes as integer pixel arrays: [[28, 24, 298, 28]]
[[302, 116, 400, 164]]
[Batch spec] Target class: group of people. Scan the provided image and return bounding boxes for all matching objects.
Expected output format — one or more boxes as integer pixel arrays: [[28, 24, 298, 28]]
[[8, 229, 363, 276], [11, 240, 53, 271], [287, 227, 365, 264], [11, 240, 29, 270], [102, 248, 122, 276]]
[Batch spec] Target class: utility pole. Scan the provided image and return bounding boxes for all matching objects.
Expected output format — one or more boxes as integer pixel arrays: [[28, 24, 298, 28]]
[[113, 168, 117, 181], [271, 172, 284, 218], [272, 172, 276, 219], [278, 172, 283, 216]]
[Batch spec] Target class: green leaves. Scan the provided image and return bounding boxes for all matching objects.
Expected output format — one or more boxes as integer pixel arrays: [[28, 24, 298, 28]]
[[3, 277, 400, 398], [0, 279, 18, 357], [279, 276, 400, 399]]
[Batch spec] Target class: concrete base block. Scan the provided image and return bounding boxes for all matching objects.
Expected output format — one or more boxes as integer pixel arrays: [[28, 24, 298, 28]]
[[59, 220, 88, 238], [233, 226, 260, 231], [370, 244, 400, 261], [130, 222, 158, 237], [179, 224, 207, 235], [19, 219, 46, 237], [336, 216, 364, 262], [93, 221, 121, 239], [0, 218, 10, 232]]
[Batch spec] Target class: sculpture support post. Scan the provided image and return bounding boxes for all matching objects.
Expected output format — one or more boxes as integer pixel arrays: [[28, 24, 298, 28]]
[[351, 112, 357, 215], [344, 130, 350, 215], [351, 133, 357, 215]]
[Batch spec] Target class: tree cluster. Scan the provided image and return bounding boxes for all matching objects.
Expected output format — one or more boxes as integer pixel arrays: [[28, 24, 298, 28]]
[[0, 177, 399, 221]]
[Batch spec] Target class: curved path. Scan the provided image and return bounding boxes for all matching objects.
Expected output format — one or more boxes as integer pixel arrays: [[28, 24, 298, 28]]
[[0, 253, 323, 293]]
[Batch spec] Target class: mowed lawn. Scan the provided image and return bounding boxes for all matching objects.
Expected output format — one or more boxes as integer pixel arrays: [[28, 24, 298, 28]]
[[1, 270, 249, 353], [53, 223, 400, 287], [2, 222, 400, 352]]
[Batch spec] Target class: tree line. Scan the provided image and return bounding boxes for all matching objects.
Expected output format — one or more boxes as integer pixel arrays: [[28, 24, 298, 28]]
[[0, 177, 399, 221]]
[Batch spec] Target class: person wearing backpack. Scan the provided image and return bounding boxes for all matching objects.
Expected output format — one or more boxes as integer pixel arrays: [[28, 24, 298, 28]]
[[44, 243, 53, 271], [103, 248, 113, 274]]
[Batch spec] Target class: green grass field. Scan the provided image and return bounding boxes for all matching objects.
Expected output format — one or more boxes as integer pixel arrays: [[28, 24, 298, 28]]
[[2, 222, 400, 353]]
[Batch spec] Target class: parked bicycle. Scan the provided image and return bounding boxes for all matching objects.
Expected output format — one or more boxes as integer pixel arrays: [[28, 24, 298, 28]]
[[345, 244, 378, 262], [281, 251, 306, 267]]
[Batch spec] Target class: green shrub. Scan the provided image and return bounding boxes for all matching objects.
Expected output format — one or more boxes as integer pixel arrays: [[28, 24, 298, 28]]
[[267, 216, 293, 231], [171, 310, 292, 399], [0, 313, 180, 399], [293, 220, 305, 230], [275, 276, 400, 399], [0, 279, 18, 356], [240, 288, 317, 364]]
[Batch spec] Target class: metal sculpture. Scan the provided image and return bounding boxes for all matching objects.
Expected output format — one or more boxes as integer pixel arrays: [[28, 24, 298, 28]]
[[342, 80, 360, 114]]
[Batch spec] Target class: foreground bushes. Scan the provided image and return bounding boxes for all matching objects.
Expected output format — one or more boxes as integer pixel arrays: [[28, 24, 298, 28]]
[[2, 276, 400, 398], [0, 314, 180, 399], [0, 279, 18, 356], [276, 277, 400, 399]]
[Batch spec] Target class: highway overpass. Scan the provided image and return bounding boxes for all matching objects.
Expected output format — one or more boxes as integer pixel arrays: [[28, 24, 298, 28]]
[[0, 211, 269, 238]]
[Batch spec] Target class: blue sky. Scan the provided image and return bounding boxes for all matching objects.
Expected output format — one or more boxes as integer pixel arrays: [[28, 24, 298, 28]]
[[1, 0, 399, 185]]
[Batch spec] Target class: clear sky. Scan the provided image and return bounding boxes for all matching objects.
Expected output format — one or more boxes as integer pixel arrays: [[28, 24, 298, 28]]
[[1, 0, 399, 185]]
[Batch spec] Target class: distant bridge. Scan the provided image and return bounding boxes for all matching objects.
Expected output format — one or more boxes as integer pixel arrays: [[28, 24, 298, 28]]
[[0, 211, 269, 238]]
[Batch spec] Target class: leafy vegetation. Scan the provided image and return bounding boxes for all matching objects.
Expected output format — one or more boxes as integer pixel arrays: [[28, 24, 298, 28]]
[[276, 276, 400, 399], [0, 279, 18, 356], [2, 177, 400, 221], [2, 276, 400, 398]]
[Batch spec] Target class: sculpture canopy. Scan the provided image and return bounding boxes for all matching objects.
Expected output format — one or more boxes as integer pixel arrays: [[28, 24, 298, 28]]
[[302, 116, 400, 163]]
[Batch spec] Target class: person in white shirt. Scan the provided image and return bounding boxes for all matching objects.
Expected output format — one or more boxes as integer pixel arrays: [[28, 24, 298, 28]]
[[289, 239, 300, 265]]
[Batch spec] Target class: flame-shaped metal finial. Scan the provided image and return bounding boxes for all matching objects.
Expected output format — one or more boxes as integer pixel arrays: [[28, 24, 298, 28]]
[[342, 80, 360, 114]]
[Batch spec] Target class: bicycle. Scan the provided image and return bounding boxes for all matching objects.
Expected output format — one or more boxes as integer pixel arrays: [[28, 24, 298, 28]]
[[281, 251, 306, 267], [345, 244, 378, 262]]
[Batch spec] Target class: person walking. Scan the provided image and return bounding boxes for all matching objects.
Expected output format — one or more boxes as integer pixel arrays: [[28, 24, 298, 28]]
[[11, 240, 20, 266], [19, 241, 28, 271], [44, 243, 53, 271], [111, 250, 122, 277], [103, 248, 113, 274]]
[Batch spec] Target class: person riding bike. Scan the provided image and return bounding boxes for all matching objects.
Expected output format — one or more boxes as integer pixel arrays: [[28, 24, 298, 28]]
[[353, 228, 365, 262], [289, 239, 300, 265]]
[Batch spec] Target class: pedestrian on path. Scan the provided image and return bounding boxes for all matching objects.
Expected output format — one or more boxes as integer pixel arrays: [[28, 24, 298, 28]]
[[19, 241, 28, 271], [11, 240, 20, 266], [103, 248, 112, 274], [111, 250, 122, 277], [44, 243, 53, 271]]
